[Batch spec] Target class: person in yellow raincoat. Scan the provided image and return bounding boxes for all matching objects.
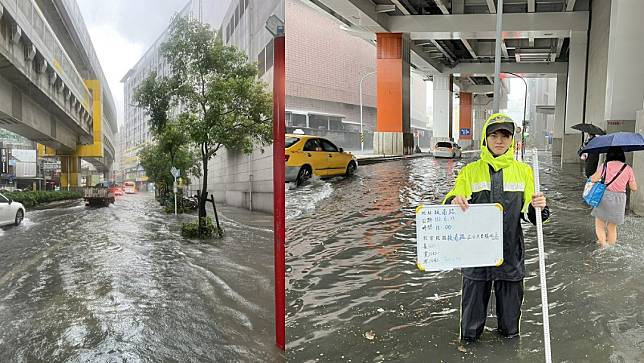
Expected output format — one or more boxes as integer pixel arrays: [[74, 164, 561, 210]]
[[443, 113, 549, 342]]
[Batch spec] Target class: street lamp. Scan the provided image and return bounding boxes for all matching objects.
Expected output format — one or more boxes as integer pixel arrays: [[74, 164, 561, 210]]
[[359, 71, 375, 152], [503, 72, 528, 160]]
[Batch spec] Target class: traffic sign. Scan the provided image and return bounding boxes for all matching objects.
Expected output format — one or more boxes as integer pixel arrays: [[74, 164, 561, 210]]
[[460, 128, 471, 136], [170, 166, 180, 178]]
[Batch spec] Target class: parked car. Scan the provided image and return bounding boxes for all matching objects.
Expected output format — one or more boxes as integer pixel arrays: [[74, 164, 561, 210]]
[[285, 134, 358, 185], [432, 141, 462, 158], [0, 192, 26, 227]]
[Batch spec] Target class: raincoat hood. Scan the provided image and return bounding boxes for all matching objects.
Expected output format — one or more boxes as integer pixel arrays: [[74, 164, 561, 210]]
[[480, 113, 516, 171]]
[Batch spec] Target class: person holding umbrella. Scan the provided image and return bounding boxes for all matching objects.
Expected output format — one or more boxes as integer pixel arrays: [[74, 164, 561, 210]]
[[589, 147, 638, 247], [582, 132, 644, 246], [572, 123, 606, 178]]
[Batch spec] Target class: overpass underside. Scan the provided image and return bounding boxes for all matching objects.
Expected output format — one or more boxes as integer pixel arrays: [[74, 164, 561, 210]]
[[309, 0, 644, 213]]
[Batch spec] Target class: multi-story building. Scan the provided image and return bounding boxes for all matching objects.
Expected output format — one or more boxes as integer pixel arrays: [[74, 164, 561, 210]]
[[121, 0, 282, 212], [120, 0, 227, 190]]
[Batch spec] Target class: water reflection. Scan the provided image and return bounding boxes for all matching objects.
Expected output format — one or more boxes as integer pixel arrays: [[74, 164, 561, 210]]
[[0, 193, 282, 362], [286, 153, 643, 362]]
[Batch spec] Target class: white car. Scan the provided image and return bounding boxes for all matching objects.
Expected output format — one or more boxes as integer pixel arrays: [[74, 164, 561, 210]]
[[432, 141, 462, 158], [0, 192, 25, 227]]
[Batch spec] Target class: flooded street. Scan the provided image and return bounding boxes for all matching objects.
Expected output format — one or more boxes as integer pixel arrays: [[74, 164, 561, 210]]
[[286, 152, 644, 362], [0, 193, 282, 362]]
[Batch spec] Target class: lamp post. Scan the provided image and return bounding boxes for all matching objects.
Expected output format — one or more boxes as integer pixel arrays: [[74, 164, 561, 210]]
[[503, 72, 528, 159], [266, 14, 285, 351], [359, 71, 375, 152]]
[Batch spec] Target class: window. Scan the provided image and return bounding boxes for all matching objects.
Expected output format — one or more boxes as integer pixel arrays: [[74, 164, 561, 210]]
[[303, 139, 322, 152], [257, 48, 266, 77], [329, 116, 343, 130], [0, 194, 9, 203], [266, 38, 274, 70], [436, 142, 454, 148], [291, 113, 306, 127], [320, 139, 339, 153], [309, 115, 328, 130], [285, 137, 299, 148]]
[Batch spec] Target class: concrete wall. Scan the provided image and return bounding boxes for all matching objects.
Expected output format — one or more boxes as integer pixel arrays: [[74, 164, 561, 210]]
[[196, 145, 274, 214], [604, 0, 644, 122]]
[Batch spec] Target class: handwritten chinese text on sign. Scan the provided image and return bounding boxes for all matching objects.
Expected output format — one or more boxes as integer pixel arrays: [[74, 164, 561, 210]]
[[416, 204, 504, 271]]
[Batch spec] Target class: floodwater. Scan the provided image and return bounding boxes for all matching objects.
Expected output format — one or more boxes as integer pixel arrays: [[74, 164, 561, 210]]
[[286, 152, 644, 362], [0, 193, 282, 362]]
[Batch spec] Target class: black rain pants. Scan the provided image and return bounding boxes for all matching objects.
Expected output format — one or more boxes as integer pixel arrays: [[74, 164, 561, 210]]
[[460, 277, 524, 341]]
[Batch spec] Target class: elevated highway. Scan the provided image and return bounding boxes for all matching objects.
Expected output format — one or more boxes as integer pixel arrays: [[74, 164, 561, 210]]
[[0, 0, 117, 187]]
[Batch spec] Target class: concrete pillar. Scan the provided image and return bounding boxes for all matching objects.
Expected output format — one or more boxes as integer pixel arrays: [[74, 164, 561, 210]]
[[552, 74, 567, 157], [459, 92, 473, 149], [472, 95, 490, 148], [562, 31, 588, 163], [60, 155, 81, 189], [432, 74, 453, 141], [604, 0, 644, 126], [374, 33, 412, 156], [632, 108, 644, 216]]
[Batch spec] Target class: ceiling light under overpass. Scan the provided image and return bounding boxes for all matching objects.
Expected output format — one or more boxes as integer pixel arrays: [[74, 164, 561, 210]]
[[514, 49, 555, 63]]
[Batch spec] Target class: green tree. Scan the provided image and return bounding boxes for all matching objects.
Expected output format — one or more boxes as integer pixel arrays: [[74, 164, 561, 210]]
[[137, 122, 199, 201], [134, 16, 272, 236]]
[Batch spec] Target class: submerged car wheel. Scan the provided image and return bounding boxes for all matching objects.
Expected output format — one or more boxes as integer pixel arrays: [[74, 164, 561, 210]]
[[346, 161, 357, 177], [296, 165, 312, 186], [14, 209, 24, 226]]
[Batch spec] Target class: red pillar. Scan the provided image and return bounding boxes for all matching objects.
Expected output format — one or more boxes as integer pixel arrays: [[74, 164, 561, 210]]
[[272, 33, 286, 351], [459, 92, 473, 142], [375, 33, 412, 155]]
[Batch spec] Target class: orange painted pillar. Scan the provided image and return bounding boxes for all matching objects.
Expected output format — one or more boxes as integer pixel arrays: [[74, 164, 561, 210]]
[[459, 92, 473, 148], [374, 33, 412, 155]]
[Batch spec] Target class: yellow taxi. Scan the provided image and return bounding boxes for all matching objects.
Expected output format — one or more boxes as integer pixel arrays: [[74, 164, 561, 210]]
[[285, 134, 358, 185]]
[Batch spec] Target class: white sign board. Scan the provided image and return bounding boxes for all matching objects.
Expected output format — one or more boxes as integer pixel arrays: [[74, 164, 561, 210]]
[[170, 167, 180, 178], [416, 204, 504, 271]]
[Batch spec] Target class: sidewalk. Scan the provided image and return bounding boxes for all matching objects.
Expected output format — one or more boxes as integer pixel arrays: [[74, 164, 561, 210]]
[[351, 148, 434, 165], [205, 202, 273, 231]]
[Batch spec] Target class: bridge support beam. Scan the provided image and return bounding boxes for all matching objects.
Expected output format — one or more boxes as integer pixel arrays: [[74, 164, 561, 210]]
[[374, 33, 413, 156]]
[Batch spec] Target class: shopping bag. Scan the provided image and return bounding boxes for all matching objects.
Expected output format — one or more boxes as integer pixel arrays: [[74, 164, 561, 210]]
[[582, 178, 606, 207]]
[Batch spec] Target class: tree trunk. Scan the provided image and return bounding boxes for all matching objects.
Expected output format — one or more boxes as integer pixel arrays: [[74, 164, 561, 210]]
[[198, 144, 208, 235]]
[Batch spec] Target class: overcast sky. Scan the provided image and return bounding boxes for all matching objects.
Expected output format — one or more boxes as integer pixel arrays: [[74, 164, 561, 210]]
[[76, 0, 228, 129]]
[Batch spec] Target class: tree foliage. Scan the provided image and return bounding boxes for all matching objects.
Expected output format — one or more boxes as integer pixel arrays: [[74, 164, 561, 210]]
[[134, 16, 273, 236]]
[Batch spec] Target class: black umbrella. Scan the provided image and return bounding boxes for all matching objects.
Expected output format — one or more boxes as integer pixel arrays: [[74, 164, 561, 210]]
[[571, 123, 606, 135]]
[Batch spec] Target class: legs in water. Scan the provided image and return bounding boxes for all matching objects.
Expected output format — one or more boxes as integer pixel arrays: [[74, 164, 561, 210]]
[[460, 278, 492, 342], [595, 218, 607, 247], [607, 222, 618, 245]]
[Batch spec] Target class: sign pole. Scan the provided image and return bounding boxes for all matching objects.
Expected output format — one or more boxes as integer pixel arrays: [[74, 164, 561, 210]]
[[266, 14, 285, 351], [532, 149, 552, 363], [171, 167, 180, 215]]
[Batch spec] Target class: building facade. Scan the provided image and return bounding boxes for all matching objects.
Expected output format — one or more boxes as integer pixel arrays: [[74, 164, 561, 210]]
[[285, 0, 431, 151], [200, 0, 283, 213], [120, 0, 227, 190]]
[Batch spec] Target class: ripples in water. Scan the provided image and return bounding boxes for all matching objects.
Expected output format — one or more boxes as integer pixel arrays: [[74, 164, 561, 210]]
[[286, 153, 644, 362], [0, 193, 282, 362]]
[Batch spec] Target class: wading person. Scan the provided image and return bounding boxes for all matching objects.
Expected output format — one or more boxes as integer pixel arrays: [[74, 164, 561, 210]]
[[443, 113, 550, 342], [590, 147, 637, 247], [578, 134, 600, 178]]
